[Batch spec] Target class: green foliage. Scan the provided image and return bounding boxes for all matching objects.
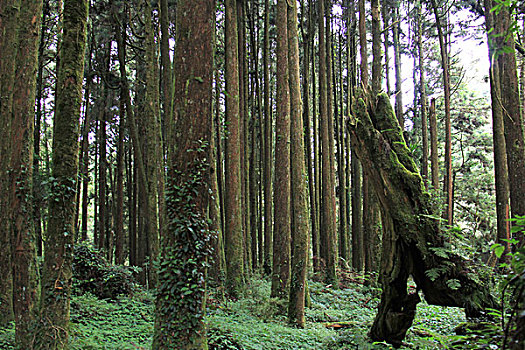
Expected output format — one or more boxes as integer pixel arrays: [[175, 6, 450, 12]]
[[0, 323, 15, 350], [154, 141, 212, 346], [68, 292, 154, 349], [73, 243, 139, 299]]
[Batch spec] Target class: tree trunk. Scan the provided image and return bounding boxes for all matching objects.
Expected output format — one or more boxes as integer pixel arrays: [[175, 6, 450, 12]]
[[483, 0, 513, 256], [288, 0, 309, 327], [225, 0, 244, 296], [429, 98, 439, 190], [262, 0, 273, 276], [319, 0, 338, 285], [348, 92, 497, 347], [393, 0, 403, 127], [484, 0, 525, 248], [271, 0, 291, 299], [153, 0, 214, 346], [417, 1, 429, 190], [430, 0, 453, 226], [144, 0, 160, 287], [0, 0, 20, 327], [40, 0, 88, 347], [10, 0, 43, 346]]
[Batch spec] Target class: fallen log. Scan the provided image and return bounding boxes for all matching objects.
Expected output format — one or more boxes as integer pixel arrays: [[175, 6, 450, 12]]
[[347, 91, 497, 347]]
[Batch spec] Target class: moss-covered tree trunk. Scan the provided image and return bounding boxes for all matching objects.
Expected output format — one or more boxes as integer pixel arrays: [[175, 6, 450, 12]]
[[10, 0, 43, 347], [144, 0, 160, 287], [40, 0, 88, 348], [271, 0, 291, 300], [225, 0, 244, 296], [319, 0, 337, 285], [152, 0, 214, 348], [262, 0, 273, 276], [288, 0, 309, 327], [0, 0, 21, 327], [348, 92, 497, 347]]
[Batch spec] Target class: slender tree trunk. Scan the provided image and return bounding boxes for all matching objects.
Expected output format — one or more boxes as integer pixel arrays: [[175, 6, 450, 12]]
[[153, 0, 214, 347], [319, 0, 338, 285], [0, 0, 20, 327], [382, 1, 391, 95], [271, 0, 291, 299], [417, 1, 429, 190], [371, 0, 381, 94], [288, 0, 309, 327], [40, 0, 88, 347], [34, 0, 49, 254], [485, 0, 525, 248], [225, 0, 244, 296], [393, 0, 403, 126], [430, 0, 453, 226], [262, 0, 273, 276], [484, 0, 513, 256], [429, 98, 439, 190], [144, 0, 161, 287], [210, 69, 226, 284], [10, 0, 43, 346]]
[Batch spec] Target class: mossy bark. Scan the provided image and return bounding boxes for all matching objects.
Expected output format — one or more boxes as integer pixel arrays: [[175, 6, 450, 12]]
[[287, 0, 309, 327], [11, 0, 43, 347], [152, 0, 214, 348], [348, 92, 497, 347], [40, 0, 88, 348], [271, 0, 291, 300], [224, 0, 244, 296], [0, 0, 21, 327]]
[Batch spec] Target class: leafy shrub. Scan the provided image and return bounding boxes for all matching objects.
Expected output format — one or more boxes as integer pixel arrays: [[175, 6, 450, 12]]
[[73, 243, 139, 299]]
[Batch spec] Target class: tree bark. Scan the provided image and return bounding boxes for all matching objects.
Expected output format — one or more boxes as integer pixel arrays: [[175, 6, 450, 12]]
[[225, 0, 244, 296], [288, 0, 309, 327], [153, 0, 214, 346], [271, 0, 291, 300], [483, 0, 513, 255], [417, 1, 429, 190], [0, 0, 21, 327], [430, 0, 453, 226], [40, 0, 88, 347], [10, 0, 43, 346], [484, 0, 525, 248], [262, 0, 273, 276], [429, 98, 439, 190], [348, 92, 497, 347]]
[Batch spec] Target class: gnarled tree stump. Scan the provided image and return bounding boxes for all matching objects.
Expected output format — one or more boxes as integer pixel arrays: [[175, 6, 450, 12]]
[[347, 92, 496, 347]]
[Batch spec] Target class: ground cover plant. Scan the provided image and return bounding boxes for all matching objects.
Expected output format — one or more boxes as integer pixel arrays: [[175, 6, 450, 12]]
[[2, 267, 509, 349]]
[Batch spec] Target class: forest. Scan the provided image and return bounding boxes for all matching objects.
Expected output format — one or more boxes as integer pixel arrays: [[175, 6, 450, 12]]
[[0, 0, 524, 349]]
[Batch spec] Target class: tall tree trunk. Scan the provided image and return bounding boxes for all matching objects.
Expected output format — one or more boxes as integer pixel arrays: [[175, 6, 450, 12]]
[[225, 0, 244, 296], [271, 0, 291, 300], [153, 0, 214, 347], [484, 0, 513, 255], [417, 1, 429, 190], [209, 69, 226, 284], [484, 0, 525, 248], [371, 0, 381, 94], [382, 1, 391, 95], [10, 0, 43, 346], [34, 0, 49, 254], [115, 82, 125, 264], [40, 0, 88, 347], [429, 98, 439, 190], [288, 0, 309, 327], [262, 0, 273, 276], [319, 0, 338, 285], [393, 0, 403, 127], [430, 0, 453, 226], [144, 0, 161, 287], [0, 0, 20, 327]]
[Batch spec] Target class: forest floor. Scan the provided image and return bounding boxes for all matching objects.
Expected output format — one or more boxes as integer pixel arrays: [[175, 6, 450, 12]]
[[0, 270, 502, 349]]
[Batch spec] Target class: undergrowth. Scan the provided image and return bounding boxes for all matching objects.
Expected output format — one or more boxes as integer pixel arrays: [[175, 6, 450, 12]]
[[0, 270, 508, 349]]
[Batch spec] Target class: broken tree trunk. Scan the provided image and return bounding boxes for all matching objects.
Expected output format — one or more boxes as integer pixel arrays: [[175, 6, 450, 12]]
[[347, 91, 496, 347]]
